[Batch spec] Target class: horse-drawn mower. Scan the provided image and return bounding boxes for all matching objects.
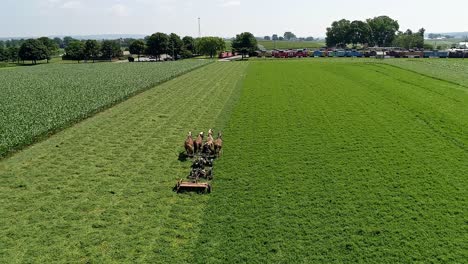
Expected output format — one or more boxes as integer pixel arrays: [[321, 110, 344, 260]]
[[174, 179, 212, 193], [174, 155, 214, 194], [176, 130, 221, 194]]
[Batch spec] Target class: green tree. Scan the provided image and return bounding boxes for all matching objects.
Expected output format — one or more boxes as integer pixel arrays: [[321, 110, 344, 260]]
[[182, 36, 196, 53], [38, 37, 59, 63], [18, 39, 49, 64], [169, 33, 183, 60], [349, 20, 371, 46], [428, 33, 440, 39], [5, 39, 25, 48], [101, 40, 122, 61], [8, 46, 20, 63], [84, 40, 100, 62], [232, 32, 258, 59], [264, 36, 271, 40], [63, 36, 77, 48], [196, 37, 225, 58], [65, 41, 85, 63], [146, 32, 169, 60], [53, 37, 64, 48], [283, 32, 297, 40], [366, 16, 399, 46], [272, 34, 278, 41], [0, 46, 8, 62], [393, 28, 425, 49], [129, 40, 145, 61], [325, 19, 351, 48]]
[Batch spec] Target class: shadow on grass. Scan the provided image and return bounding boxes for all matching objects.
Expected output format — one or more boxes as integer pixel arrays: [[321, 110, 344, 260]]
[[178, 151, 189, 162]]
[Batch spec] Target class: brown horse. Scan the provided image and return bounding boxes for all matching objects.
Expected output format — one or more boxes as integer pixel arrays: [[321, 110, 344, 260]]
[[184, 131, 194, 157], [194, 132, 204, 154], [214, 131, 223, 157]]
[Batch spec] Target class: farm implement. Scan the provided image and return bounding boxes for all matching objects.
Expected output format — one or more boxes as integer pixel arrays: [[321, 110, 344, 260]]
[[174, 156, 214, 193], [175, 129, 222, 194], [175, 179, 212, 193]]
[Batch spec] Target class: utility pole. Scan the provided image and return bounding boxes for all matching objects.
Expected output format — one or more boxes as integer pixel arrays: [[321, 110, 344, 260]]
[[198, 17, 201, 38]]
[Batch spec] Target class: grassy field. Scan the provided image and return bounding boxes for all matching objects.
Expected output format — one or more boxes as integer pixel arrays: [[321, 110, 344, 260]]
[[193, 60, 467, 262], [225, 40, 324, 51], [428, 38, 464, 49], [0, 60, 210, 157], [1, 59, 467, 262], [258, 40, 324, 50], [0, 62, 248, 262], [382, 58, 468, 87]]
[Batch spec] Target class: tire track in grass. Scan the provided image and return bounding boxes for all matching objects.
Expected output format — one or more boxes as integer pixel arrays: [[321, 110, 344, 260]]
[[0, 62, 249, 263]]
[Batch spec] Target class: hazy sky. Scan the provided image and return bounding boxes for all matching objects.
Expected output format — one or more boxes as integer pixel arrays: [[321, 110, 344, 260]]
[[2, 0, 468, 38]]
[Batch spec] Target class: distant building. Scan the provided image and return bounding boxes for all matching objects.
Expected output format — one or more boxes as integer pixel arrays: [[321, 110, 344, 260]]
[[459, 42, 468, 48]]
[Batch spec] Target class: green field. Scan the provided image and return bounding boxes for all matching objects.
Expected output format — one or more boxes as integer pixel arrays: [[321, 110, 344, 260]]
[[0, 62, 248, 262], [258, 40, 324, 50], [193, 60, 467, 262], [428, 38, 464, 49], [0, 60, 210, 157], [382, 59, 468, 87], [1, 59, 467, 262], [225, 40, 324, 51]]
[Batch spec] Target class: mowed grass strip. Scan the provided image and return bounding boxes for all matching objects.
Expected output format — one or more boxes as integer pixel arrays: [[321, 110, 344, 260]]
[[0, 62, 248, 263], [192, 60, 467, 263]]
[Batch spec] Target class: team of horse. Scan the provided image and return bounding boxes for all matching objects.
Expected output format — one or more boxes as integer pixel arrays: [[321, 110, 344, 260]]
[[184, 129, 222, 158]]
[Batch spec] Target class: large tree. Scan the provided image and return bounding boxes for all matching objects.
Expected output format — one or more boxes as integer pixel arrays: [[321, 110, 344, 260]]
[[53, 37, 64, 49], [182, 36, 196, 54], [101, 40, 122, 61], [349, 20, 371, 46], [393, 28, 425, 49], [366, 16, 399, 46], [231, 32, 258, 59], [283, 32, 297, 40], [325, 19, 351, 48], [38, 37, 59, 63], [0, 46, 8, 62], [18, 39, 49, 64], [272, 34, 278, 41], [8, 46, 19, 63], [129, 40, 145, 61], [63, 36, 77, 48], [146, 32, 169, 60], [65, 41, 85, 63], [196, 37, 225, 58], [169, 33, 183, 60], [84, 39, 100, 62]]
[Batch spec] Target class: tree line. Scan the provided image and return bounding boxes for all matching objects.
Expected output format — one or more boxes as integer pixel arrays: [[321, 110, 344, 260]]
[[427, 33, 454, 39], [0, 37, 58, 64], [325, 15, 426, 49], [1, 31, 260, 64], [263, 32, 317, 41]]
